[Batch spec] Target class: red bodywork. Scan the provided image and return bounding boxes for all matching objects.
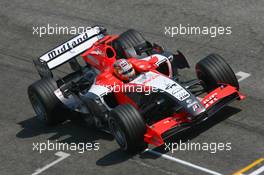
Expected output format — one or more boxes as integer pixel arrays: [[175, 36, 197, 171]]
[[80, 35, 245, 147], [82, 35, 119, 71]]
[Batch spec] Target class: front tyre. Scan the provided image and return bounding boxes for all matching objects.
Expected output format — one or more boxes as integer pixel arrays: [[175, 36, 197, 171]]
[[196, 53, 239, 91], [28, 78, 65, 125], [108, 104, 147, 153]]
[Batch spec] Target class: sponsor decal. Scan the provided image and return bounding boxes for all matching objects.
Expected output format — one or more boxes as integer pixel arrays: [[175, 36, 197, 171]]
[[177, 91, 190, 101], [47, 32, 90, 60], [192, 104, 199, 112], [39, 26, 104, 66], [165, 82, 190, 101], [186, 98, 202, 112], [203, 92, 218, 108]]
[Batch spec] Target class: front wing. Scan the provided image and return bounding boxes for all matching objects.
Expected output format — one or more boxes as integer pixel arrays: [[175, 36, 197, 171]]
[[144, 84, 245, 146]]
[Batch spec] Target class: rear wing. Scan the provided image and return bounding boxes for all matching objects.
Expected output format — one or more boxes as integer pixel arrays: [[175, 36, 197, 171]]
[[38, 26, 106, 70]]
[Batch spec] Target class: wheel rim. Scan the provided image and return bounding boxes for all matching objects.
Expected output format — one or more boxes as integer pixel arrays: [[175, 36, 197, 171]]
[[109, 118, 127, 150], [30, 92, 47, 121]]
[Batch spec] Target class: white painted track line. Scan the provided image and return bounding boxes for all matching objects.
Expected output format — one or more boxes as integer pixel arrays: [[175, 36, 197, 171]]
[[32, 152, 70, 175], [145, 149, 222, 175], [248, 165, 264, 175], [236, 71, 251, 82]]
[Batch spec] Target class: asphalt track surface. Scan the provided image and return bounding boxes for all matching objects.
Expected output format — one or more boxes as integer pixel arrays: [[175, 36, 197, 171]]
[[0, 1, 263, 175]]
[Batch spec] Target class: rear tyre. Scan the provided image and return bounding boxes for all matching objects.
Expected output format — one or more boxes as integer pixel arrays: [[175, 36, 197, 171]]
[[113, 29, 147, 58], [28, 78, 65, 125], [196, 53, 239, 91], [108, 104, 147, 153]]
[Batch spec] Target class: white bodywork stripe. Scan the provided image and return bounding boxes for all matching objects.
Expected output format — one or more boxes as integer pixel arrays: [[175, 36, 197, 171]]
[[141, 54, 168, 66], [131, 71, 190, 101], [88, 84, 111, 97]]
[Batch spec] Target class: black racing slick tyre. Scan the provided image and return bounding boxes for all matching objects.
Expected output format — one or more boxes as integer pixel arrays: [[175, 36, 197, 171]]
[[113, 29, 147, 58], [108, 104, 147, 153], [118, 29, 146, 49], [28, 78, 65, 125], [196, 53, 239, 91]]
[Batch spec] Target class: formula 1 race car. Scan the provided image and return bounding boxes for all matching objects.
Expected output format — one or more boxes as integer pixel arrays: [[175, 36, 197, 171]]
[[28, 26, 245, 153]]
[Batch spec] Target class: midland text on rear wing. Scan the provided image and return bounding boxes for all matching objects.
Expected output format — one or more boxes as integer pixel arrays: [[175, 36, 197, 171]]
[[39, 26, 106, 69]]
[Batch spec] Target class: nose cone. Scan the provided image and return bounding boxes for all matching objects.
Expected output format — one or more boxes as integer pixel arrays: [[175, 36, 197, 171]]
[[183, 97, 206, 117]]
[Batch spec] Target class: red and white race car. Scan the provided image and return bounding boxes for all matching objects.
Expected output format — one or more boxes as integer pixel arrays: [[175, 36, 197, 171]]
[[28, 26, 245, 153]]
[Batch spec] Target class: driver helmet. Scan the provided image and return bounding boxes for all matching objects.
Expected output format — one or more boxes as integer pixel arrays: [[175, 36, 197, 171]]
[[113, 59, 135, 81]]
